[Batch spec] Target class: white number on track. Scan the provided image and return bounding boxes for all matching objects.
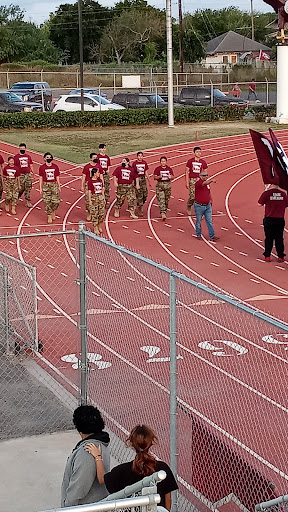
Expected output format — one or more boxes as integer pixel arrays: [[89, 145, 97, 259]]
[[61, 353, 112, 369], [141, 345, 183, 363], [198, 339, 248, 357]]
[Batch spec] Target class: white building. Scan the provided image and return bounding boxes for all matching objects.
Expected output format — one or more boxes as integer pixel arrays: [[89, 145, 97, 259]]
[[205, 30, 272, 65]]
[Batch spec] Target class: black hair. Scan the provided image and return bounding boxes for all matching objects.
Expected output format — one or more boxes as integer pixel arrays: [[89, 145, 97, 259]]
[[123, 157, 130, 163], [73, 405, 105, 434], [44, 152, 53, 159], [90, 153, 97, 160], [91, 169, 99, 177], [160, 156, 167, 161], [193, 146, 201, 153], [98, 144, 106, 149], [19, 143, 26, 148], [137, 151, 143, 156], [8, 156, 14, 161]]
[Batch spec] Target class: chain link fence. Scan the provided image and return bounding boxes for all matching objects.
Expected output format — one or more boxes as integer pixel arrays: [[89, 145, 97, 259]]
[[1, 226, 288, 512]]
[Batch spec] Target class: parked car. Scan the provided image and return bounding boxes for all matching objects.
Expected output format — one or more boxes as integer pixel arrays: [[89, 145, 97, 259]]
[[9, 82, 52, 110], [52, 94, 125, 112], [69, 88, 108, 99], [0, 91, 43, 112], [111, 92, 169, 109], [178, 87, 248, 107]]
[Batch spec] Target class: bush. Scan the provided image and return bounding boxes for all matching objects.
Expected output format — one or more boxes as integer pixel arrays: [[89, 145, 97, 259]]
[[0, 105, 250, 130], [246, 104, 276, 122]]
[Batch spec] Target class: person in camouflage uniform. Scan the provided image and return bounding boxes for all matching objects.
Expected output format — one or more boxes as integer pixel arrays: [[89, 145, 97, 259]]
[[113, 158, 139, 219], [81, 153, 101, 221], [97, 144, 111, 208], [14, 143, 34, 208], [39, 153, 61, 223], [3, 157, 20, 215], [131, 152, 150, 217], [88, 168, 105, 235], [0, 153, 4, 212], [154, 156, 174, 221]]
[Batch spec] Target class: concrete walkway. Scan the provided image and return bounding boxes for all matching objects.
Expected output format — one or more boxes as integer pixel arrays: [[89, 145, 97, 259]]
[[0, 430, 118, 512]]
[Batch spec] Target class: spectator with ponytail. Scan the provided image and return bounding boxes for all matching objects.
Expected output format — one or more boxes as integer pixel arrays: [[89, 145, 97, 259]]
[[86, 425, 178, 510]]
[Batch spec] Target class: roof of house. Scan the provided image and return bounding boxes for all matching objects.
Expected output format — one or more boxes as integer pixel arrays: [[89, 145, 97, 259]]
[[206, 30, 271, 54]]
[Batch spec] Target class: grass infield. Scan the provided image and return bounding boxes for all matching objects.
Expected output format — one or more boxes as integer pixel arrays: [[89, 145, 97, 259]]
[[0, 120, 286, 163]]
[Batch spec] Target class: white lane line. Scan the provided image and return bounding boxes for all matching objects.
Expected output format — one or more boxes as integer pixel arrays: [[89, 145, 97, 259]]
[[178, 212, 184, 216], [97, 261, 104, 266], [56, 239, 62, 243], [61, 272, 68, 277], [245, 219, 253, 223], [255, 239, 263, 243], [126, 276, 135, 281], [86, 255, 91, 259], [76, 206, 81, 209], [165, 224, 172, 228], [122, 225, 129, 229], [9, 240, 15, 245], [164, 243, 171, 247], [145, 286, 155, 292], [211, 262, 220, 267], [194, 255, 202, 260], [66, 201, 72, 205], [22, 249, 29, 253], [235, 232, 243, 236], [239, 252, 248, 256], [37, 296, 42, 301], [47, 264, 55, 269], [36, 206, 41, 210], [177, 228, 185, 232], [92, 291, 100, 297], [146, 235, 153, 239], [224, 246, 233, 251], [178, 198, 185, 202], [20, 285, 27, 290], [228, 269, 238, 274], [180, 249, 188, 254], [256, 259, 265, 263], [35, 228, 41, 232], [53, 308, 62, 314], [35, 256, 41, 261], [221, 227, 228, 230], [111, 268, 119, 273], [275, 266, 286, 271], [133, 230, 141, 234]]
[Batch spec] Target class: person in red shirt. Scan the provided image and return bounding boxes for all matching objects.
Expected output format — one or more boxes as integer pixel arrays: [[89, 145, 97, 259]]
[[194, 169, 219, 241], [113, 157, 139, 219], [3, 156, 20, 215], [97, 144, 111, 208], [81, 153, 103, 221], [88, 168, 105, 235], [39, 152, 61, 224], [14, 143, 34, 208], [185, 147, 208, 216], [132, 151, 150, 217], [0, 152, 4, 212], [258, 184, 288, 262], [248, 78, 258, 101], [154, 156, 173, 221]]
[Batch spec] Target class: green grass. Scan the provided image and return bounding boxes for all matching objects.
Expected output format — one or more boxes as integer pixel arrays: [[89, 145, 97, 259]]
[[0, 120, 286, 163]]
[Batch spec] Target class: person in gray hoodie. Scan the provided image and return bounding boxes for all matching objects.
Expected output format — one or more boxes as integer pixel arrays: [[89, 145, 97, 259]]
[[61, 405, 110, 507]]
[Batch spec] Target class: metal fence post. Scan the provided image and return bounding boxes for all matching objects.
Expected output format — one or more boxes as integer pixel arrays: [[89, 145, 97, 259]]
[[113, 72, 116, 95], [6, 71, 9, 89], [169, 271, 178, 512], [76, 69, 79, 88], [78, 221, 88, 405], [210, 80, 214, 107], [265, 77, 269, 104], [3, 265, 10, 354]]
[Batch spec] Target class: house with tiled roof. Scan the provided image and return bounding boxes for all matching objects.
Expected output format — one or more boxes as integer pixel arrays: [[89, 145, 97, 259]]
[[205, 30, 272, 65]]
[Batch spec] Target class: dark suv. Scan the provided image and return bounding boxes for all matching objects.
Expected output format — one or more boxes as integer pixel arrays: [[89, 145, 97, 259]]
[[112, 92, 168, 108], [10, 82, 52, 110], [0, 91, 42, 112], [178, 87, 247, 107]]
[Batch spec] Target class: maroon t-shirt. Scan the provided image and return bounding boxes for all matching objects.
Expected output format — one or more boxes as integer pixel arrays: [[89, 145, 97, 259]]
[[88, 177, 104, 195], [132, 160, 149, 177], [14, 153, 33, 174], [3, 165, 20, 179], [154, 165, 173, 182], [39, 163, 60, 183], [258, 189, 288, 218], [82, 163, 103, 182], [195, 179, 211, 205], [186, 158, 208, 179], [249, 82, 256, 91], [97, 154, 111, 173], [0, 154, 4, 167], [113, 165, 137, 185]]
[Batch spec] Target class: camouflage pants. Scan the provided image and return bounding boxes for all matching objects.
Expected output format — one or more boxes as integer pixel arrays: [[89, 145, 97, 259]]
[[115, 184, 136, 212], [90, 194, 105, 227], [0, 177, 3, 200], [187, 178, 197, 208], [4, 178, 19, 206], [42, 182, 60, 215], [84, 182, 90, 211], [103, 173, 110, 202], [156, 181, 171, 214], [19, 173, 32, 201], [136, 177, 148, 208]]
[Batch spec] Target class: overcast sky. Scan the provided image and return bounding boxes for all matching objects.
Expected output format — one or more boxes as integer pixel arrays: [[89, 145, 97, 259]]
[[8, 0, 274, 24]]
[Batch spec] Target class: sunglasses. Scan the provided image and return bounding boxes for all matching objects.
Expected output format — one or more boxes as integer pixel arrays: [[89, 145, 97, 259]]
[[201, 174, 208, 177]]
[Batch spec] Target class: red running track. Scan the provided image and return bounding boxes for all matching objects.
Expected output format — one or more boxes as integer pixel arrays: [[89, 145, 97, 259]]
[[1, 132, 288, 511]]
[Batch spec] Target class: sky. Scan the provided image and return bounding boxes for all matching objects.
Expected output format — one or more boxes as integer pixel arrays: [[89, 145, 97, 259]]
[[10, 0, 274, 24]]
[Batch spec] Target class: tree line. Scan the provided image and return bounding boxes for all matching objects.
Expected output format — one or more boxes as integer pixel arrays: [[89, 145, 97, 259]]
[[0, 1, 276, 65]]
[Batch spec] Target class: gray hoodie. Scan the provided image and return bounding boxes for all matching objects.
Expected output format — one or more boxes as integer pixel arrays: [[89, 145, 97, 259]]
[[61, 434, 110, 508]]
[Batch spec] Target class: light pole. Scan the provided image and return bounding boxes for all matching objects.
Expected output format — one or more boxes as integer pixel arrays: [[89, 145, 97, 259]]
[[250, 0, 255, 40], [78, 0, 84, 111], [166, 0, 174, 127], [178, 0, 183, 73]]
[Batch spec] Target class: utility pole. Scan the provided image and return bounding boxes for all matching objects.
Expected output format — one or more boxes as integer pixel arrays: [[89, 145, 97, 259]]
[[166, 0, 174, 127], [250, 0, 255, 40], [178, 0, 183, 73], [78, 0, 84, 111]]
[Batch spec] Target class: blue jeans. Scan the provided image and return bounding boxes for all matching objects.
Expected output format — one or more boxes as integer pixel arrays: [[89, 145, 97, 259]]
[[194, 202, 215, 239]]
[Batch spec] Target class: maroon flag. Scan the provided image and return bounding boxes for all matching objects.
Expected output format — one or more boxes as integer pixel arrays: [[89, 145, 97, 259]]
[[269, 128, 288, 192], [249, 129, 279, 185]]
